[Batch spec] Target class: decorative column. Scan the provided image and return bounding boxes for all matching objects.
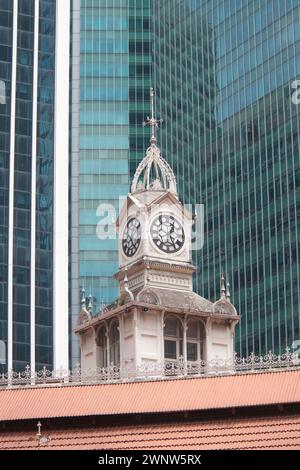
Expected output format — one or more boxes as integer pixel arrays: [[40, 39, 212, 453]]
[[205, 318, 212, 369], [119, 314, 124, 371], [161, 310, 165, 368], [94, 326, 99, 368], [183, 315, 188, 376], [106, 323, 110, 369], [133, 307, 139, 367]]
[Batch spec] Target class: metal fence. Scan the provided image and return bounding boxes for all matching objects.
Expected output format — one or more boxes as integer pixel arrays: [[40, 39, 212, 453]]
[[1, 349, 299, 388]]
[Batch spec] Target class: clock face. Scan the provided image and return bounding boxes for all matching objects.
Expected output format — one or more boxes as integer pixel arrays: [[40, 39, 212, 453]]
[[151, 214, 185, 253], [122, 218, 141, 257]]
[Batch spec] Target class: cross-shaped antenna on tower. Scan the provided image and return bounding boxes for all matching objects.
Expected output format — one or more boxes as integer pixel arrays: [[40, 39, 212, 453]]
[[143, 88, 163, 144]]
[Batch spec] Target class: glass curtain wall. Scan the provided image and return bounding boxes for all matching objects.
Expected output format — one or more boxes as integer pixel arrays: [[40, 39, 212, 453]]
[[35, 0, 56, 370], [80, 0, 130, 310], [153, 0, 300, 356], [0, 0, 13, 373]]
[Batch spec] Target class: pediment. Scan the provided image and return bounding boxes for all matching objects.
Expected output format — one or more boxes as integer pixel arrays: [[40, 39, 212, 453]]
[[117, 190, 193, 230]]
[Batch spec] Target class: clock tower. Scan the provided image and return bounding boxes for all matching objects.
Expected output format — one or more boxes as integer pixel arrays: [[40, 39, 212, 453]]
[[76, 90, 240, 376], [116, 89, 195, 304]]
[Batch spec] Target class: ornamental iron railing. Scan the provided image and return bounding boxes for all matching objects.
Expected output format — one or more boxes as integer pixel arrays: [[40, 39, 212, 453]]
[[0, 349, 299, 388]]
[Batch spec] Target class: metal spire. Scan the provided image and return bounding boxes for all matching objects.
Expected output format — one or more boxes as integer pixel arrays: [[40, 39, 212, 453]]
[[143, 88, 163, 145]]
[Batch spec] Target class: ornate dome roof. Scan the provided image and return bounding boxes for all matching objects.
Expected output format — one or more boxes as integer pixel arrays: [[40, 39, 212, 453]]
[[131, 88, 177, 196], [131, 143, 177, 195]]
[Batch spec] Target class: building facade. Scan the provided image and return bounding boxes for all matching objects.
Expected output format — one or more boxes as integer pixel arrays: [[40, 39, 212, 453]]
[[0, 0, 69, 372], [71, 0, 300, 364]]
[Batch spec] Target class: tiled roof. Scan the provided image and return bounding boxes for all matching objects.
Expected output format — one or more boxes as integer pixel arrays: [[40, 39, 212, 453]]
[[1, 415, 300, 450], [0, 369, 300, 422]]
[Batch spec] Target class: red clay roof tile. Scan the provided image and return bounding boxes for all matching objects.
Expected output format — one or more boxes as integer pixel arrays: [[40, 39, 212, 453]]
[[1, 415, 300, 450], [0, 369, 300, 422]]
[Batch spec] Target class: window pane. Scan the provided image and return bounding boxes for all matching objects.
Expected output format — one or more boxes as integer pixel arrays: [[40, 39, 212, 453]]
[[98, 328, 106, 348], [164, 318, 177, 336], [164, 339, 177, 359], [187, 320, 198, 339], [99, 349, 107, 368], [187, 342, 198, 361]]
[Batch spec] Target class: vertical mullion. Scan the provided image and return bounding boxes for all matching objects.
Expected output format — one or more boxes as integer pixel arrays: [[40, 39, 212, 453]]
[[7, 0, 19, 372], [53, 0, 70, 369], [30, 0, 40, 372]]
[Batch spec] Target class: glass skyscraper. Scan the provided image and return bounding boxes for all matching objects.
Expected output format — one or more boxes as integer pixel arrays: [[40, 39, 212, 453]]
[[0, 0, 69, 372], [70, 0, 152, 364], [71, 0, 300, 364], [156, 0, 300, 357]]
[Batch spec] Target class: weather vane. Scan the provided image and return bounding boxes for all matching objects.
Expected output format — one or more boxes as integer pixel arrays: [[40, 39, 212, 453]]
[[143, 88, 163, 144]]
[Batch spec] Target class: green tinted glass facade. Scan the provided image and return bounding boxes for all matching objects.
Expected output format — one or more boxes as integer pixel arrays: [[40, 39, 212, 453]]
[[153, 0, 300, 356], [71, 0, 151, 364], [72, 0, 300, 363], [79, 0, 129, 303]]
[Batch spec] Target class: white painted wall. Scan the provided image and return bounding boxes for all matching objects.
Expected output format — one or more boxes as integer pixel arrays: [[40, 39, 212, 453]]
[[81, 330, 96, 370], [138, 310, 162, 364]]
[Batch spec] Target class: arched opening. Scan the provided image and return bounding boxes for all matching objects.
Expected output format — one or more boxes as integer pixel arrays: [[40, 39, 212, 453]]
[[109, 320, 120, 367], [96, 325, 107, 368], [164, 316, 183, 362], [186, 319, 205, 362]]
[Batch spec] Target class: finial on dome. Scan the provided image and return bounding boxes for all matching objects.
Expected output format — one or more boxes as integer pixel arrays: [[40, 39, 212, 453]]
[[80, 287, 91, 323], [81, 287, 86, 309], [143, 88, 163, 145], [226, 279, 231, 301], [88, 291, 93, 316], [221, 273, 226, 299]]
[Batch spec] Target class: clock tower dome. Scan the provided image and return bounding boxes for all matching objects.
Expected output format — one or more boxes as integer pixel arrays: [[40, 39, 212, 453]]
[[76, 89, 239, 375]]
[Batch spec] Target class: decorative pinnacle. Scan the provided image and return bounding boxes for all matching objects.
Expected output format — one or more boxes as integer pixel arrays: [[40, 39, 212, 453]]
[[143, 88, 163, 145], [81, 288, 86, 310], [221, 273, 226, 299], [226, 280, 231, 301], [124, 270, 128, 286], [36, 420, 49, 447], [88, 292, 93, 314], [123, 268, 134, 301], [37, 421, 42, 438]]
